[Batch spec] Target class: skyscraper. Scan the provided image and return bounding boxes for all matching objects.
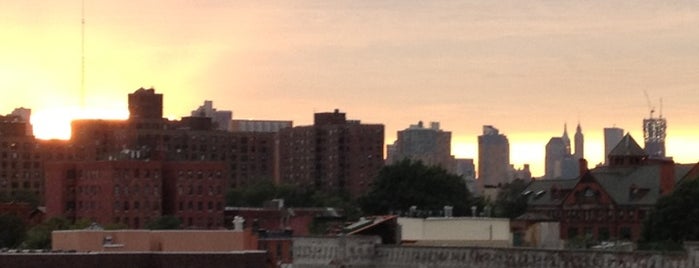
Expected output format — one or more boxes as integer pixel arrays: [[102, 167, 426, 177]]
[[545, 124, 580, 179], [545, 137, 566, 179], [643, 116, 667, 159], [386, 121, 453, 171], [478, 125, 509, 188], [604, 127, 624, 165], [574, 123, 584, 160]]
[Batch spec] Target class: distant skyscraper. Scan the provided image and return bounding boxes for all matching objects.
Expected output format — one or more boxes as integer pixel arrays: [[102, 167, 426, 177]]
[[478, 125, 509, 188], [191, 100, 232, 131], [562, 123, 571, 155], [454, 158, 476, 193], [545, 137, 566, 179], [643, 116, 667, 159], [545, 124, 579, 179], [574, 123, 584, 160], [386, 121, 453, 171], [604, 127, 624, 165]]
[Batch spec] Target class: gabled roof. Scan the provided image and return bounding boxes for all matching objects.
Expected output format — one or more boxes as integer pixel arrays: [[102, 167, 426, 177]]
[[591, 165, 660, 205], [608, 134, 647, 157], [522, 179, 579, 206], [675, 163, 699, 184]]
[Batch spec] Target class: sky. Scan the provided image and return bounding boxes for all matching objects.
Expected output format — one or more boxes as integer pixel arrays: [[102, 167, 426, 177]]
[[2, 1, 699, 177]]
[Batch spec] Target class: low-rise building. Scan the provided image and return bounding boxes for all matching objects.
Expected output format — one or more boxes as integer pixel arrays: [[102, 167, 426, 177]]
[[52, 229, 258, 252], [398, 216, 511, 247]]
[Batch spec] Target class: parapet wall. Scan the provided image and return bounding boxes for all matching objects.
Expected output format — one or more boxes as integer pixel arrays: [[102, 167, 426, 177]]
[[293, 236, 699, 268]]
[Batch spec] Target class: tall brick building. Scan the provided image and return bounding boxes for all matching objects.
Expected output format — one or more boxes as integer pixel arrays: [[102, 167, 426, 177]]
[[0, 109, 44, 203], [43, 88, 274, 228], [45, 160, 228, 229], [276, 109, 384, 198]]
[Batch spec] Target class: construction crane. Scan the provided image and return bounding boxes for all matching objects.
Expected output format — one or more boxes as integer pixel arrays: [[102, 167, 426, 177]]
[[643, 90, 655, 119]]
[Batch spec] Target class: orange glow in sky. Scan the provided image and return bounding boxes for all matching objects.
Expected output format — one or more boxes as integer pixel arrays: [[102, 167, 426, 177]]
[[4, 1, 699, 177]]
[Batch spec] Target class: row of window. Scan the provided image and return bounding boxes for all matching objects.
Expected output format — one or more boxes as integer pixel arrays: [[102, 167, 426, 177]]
[[177, 200, 223, 212], [0, 180, 41, 189], [113, 200, 161, 211], [0, 171, 42, 179], [176, 185, 222, 196], [0, 152, 39, 160], [564, 209, 646, 222], [0, 161, 41, 169], [114, 185, 160, 196]]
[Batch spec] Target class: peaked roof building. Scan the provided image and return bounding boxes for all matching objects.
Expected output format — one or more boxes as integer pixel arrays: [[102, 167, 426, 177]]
[[521, 133, 694, 242]]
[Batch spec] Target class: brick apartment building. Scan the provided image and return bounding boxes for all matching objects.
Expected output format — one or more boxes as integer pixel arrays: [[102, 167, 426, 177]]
[[45, 160, 229, 229], [0, 110, 44, 204], [276, 109, 384, 198]]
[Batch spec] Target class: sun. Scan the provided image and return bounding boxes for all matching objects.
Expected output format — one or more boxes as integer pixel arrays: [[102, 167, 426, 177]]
[[31, 106, 128, 140]]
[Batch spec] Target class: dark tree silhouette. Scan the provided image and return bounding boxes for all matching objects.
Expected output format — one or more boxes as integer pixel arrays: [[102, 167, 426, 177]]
[[640, 178, 699, 250], [493, 179, 529, 219], [0, 214, 26, 248], [359, 160, 472, 216]]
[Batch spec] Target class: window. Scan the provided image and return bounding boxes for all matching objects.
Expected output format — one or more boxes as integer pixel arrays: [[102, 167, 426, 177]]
[[598, 228, 610, 241], [568, 227, 578, 239], [620, 227, 632, 240]]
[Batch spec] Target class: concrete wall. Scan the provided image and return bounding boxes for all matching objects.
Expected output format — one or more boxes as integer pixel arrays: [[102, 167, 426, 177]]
[[293, 236, 699, 268], [0, 252, 266, 268], [293, 236, 380, 268]]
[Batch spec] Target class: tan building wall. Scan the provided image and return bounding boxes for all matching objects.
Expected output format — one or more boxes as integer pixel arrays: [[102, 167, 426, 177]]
[[398, 217, 511, 247], [52, 229, 258, 252]]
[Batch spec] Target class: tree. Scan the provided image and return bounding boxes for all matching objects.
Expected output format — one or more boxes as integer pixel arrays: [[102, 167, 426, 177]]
[[0, 214, 26, 248], [640, 178, 699, 250], [359, 160, 473, 216], [21, 217, 90, 249], [145, 215, 182, 230], [493, 179, 529, 219]]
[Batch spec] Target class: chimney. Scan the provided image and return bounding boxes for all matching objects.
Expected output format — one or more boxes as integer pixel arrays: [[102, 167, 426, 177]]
[[443, 206, 453, 218], [659, 160, 675, 195], [579, 158, 588, 176]]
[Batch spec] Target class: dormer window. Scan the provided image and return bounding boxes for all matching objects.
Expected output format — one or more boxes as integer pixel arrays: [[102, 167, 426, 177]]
[[534, 190, 545, 198], [584, 188, 595, 197]]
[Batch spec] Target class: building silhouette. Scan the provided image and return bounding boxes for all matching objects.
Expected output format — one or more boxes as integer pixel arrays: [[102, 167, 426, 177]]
[[604, 127, 624, 165], [545, 124, 581, 179], [276, 109, 384, 198], [386, 121, 454, 172], [643, 115, 667, 159], [191, 100, 232, 131], [43, 88, 281, 229], [478, 125, 509, 188], [523, 133, 695, 242], [574, 123, 584, 160], [0, 108, 43, 203]]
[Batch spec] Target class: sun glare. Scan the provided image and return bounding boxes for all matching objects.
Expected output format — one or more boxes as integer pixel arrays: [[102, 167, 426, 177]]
[[31, 106, 128, 140]]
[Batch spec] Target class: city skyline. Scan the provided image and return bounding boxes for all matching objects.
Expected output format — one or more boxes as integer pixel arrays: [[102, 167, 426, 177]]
[[3, 1, 699, 177]]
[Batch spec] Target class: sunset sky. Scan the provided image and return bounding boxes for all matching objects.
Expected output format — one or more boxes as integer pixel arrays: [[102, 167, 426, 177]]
[[2, 1, 699, 177]]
